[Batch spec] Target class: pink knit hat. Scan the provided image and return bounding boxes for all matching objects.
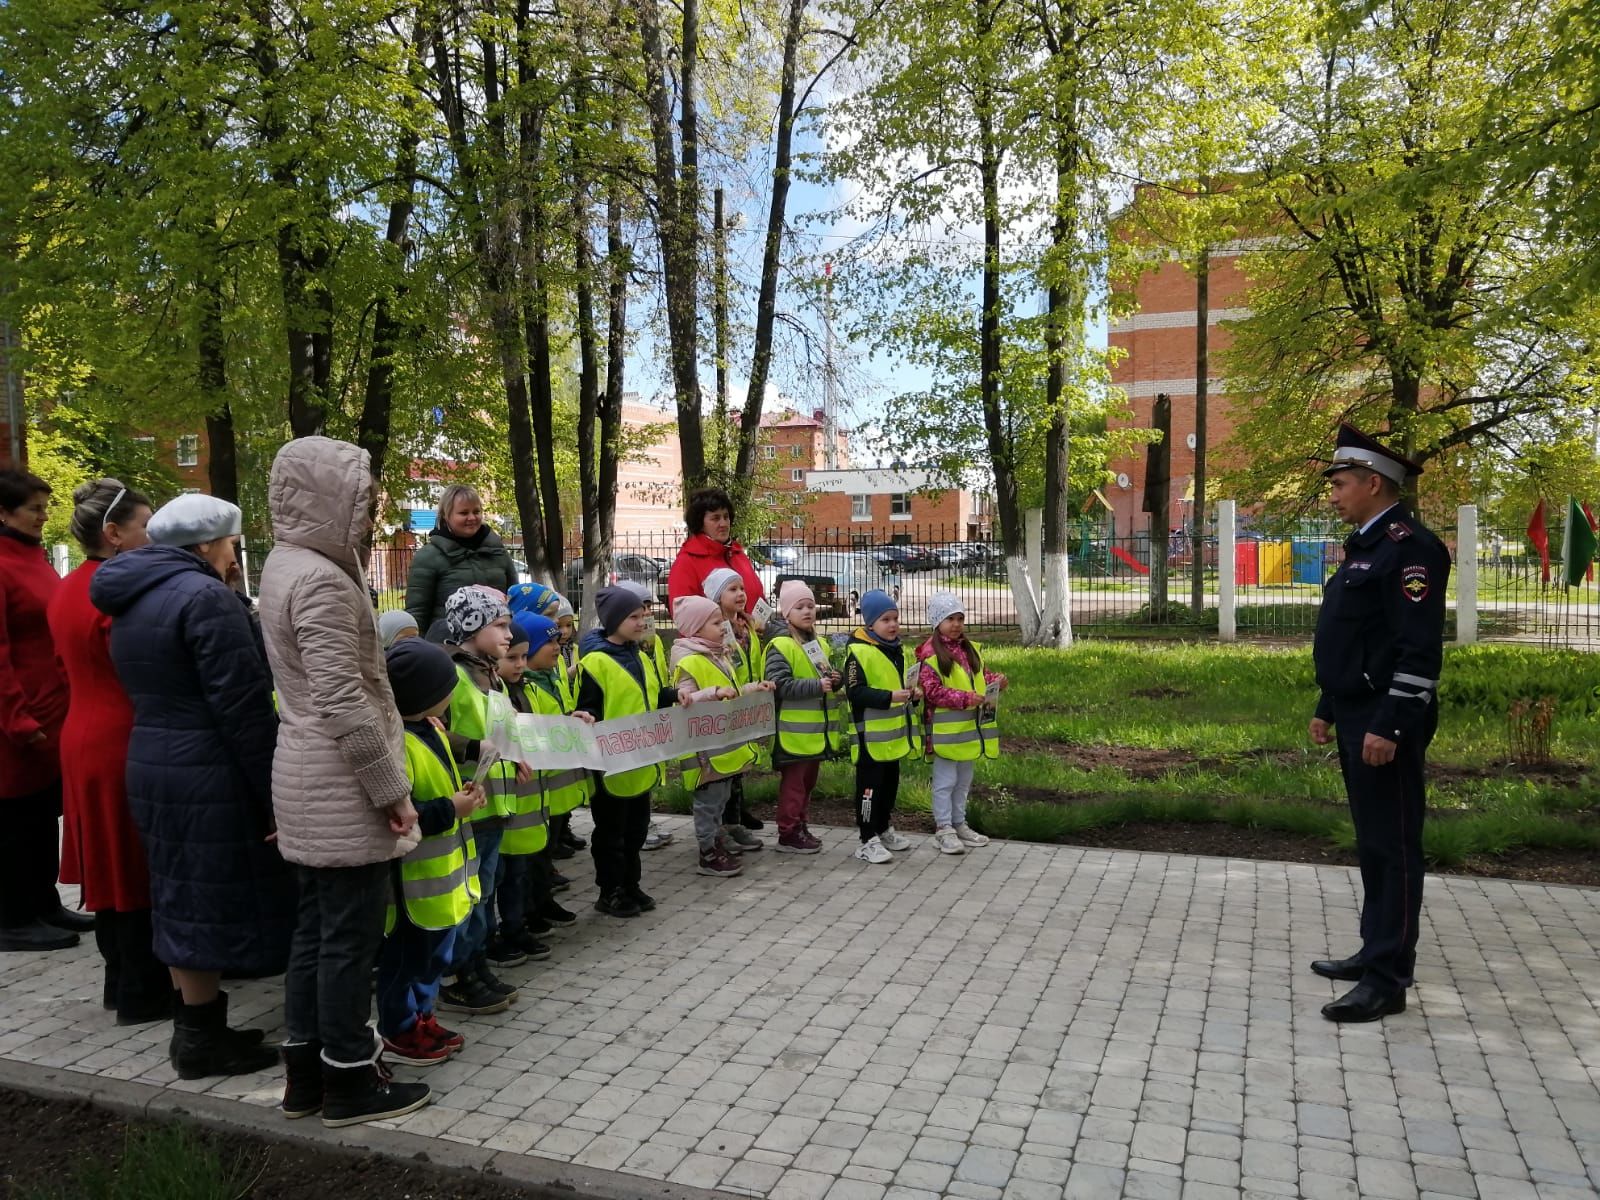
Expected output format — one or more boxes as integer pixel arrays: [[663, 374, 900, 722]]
[[778, 579, 815, 618], [673, 595, 722, 638]]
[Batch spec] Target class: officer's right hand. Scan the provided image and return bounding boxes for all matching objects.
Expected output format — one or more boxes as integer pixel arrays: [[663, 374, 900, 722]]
[[1309, 717, 1334, 745]]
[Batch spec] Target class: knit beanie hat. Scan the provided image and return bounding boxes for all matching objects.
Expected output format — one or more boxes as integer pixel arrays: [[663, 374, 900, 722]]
[[386, 638, 458, 717], [516, 613, 561, 654], [552, 594, 575, 620], [444, 585, 510, 643], [619, 579, 654, 605], [146, 493, 241, 547], [860, 589, 898, 629], [777, 579, 815, 618], [672, 595, 721, 638], [378, 609, 419, 649], [702, 567, 743, 604], [595, 585, 643, 636], [926, 590, 965, 630], [508, 582, 559, 618]]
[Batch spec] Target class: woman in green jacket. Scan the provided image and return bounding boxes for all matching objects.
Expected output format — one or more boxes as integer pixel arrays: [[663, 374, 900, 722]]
[[403, 486, 519, 630]]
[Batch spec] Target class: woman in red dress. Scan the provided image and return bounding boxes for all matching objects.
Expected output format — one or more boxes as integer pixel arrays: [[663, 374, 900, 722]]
[[46, 479, 167, 1022]]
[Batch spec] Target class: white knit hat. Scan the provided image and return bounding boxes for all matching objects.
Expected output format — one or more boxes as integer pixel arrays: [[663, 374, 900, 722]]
[[926, 590, 965, 629], [702, 567, 743, 604]]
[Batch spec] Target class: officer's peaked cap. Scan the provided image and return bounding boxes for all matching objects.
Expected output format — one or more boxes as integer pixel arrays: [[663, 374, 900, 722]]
[[1320, 423, 1422, 486]]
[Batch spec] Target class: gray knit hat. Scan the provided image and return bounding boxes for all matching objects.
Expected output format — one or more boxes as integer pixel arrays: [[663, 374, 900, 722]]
[[145, 494, 241, 547]]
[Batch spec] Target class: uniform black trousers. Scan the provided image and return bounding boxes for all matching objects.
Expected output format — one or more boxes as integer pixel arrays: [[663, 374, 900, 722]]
[[854, 756, 901, 843], [589, 783, 650, 895], [1, 782, 63, 928], [1332, 696, 1436, 993]]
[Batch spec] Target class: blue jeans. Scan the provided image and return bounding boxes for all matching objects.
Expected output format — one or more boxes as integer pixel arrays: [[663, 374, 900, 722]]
[[375, 918, 456, 1038], [497, 853, 529, 931], [451, 819, 503, 970]]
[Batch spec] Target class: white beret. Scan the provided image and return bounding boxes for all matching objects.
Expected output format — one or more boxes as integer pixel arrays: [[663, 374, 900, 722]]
[[146, 493, 242, 547]]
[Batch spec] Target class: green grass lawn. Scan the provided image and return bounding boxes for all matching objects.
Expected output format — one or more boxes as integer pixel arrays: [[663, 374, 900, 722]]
[[664, 642, 1600, 871]]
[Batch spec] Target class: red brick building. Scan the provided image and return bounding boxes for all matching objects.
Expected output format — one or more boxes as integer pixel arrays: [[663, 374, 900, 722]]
[[1106, 243, 1256, 535], [794, 467, 992, 542]]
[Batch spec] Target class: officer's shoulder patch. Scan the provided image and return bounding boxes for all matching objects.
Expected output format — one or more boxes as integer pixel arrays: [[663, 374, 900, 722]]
[[1386, 521, 1412, 542], [1402, 564, 1429, 602]]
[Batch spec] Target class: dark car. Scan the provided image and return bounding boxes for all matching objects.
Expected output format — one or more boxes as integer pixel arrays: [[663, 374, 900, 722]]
[[563, 553, 668, 610], [874, 544, 939, 573], [775, 552, 901, 619]]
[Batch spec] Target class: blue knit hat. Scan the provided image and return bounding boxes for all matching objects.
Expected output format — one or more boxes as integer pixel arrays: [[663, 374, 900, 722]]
[[515, 613, 561, 654], [860, 589, 898, 630], [508, 582, 559, 618]]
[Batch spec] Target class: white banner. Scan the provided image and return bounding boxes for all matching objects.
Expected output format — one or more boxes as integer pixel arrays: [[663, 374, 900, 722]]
[[481, 690, 775, 778]]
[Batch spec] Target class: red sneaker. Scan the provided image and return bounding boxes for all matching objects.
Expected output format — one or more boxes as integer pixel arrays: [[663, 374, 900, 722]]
[[419, 1013, 465, 1052], [382, 1022, 451, 1067], [776, 828, 822, 854]]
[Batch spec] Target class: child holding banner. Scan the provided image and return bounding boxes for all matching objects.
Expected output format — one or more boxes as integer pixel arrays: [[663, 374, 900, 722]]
[[378, 638, 490, 1071], [765, 581, 844, 854], [845, 590, 920, 865], [576, 587, 695, 918], [437, 586, 523, 1015], [670, 597, 777, 877], [916, 592, 1006, 856], [703, 568, 766, 841], [487, 620, 553, 970]]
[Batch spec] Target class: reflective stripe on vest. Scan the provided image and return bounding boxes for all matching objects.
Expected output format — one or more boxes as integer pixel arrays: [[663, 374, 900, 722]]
[[770, 636, 845, 758], [674, 654, 760, 790], [449, 667, 517, 819], [927, 645, 1000, 761], [578, 647, 665, 796], [845, 642, 914, 763], [393, 732, 481, 931]]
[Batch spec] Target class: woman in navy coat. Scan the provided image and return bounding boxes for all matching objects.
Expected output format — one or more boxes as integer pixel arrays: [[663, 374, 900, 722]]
[[91, 493, 294, 1080]]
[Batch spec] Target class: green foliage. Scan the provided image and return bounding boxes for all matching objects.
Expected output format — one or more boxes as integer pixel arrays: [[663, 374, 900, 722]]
[[1438, 644, 1600, 713], [22, 1122, 254, 1200]]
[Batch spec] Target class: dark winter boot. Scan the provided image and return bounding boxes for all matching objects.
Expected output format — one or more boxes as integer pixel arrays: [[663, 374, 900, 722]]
[[281, 1041, 324, 1119], [320, 1055, 430, 1129], [171, 994, 279, 1080]]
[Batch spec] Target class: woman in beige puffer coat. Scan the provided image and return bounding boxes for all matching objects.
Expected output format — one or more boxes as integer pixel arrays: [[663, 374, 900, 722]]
[[258, 436, 429, 1128]]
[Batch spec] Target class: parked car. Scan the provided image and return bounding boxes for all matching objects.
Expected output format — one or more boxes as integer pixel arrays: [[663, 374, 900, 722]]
[[751, 542, 805, 570], [562, 553, 668, 610], [775, 552, 901, 619], [874, 544, 939, 573]]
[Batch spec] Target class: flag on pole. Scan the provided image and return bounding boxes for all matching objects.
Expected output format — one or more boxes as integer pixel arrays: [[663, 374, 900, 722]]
[[1584, 502, 1598, 583], [1562, 496, 1597, 588], [1527, 499, 1550, 584]]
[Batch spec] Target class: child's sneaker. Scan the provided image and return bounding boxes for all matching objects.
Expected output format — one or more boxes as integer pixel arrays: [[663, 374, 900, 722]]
[[437, 978, 510, 1016], [954, 823, 990, 847], [698, 845, 744, 877], [538, 899, 578, 927], [880, 826, 913, 852], [628, 886, 657, 912], [549, 870, 572, 893], [595, 890, 641, 918], [474, 959, 519, 1002], [485, 935, 528, 968], [933, 826, 966, 855], [775, 828, 821, 854], [418, 1013, 464, 1052], [724, 824, 763, 853], [504, 926, 552, 960], [383, 1024, 452, 1068], [643, 822, 673, 850], [855, 836, 893, 865]]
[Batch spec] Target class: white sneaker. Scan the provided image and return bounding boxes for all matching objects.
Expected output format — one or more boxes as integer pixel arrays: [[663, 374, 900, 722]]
[[879, 826, 912, 852], [643, 822, 673, 851], [954, 823, 989, 847], [855, 836, 893, 865], [933, 826, 966, 855]]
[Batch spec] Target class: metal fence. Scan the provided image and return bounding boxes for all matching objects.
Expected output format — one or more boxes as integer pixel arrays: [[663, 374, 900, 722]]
[[59, 506, 1600, 649]]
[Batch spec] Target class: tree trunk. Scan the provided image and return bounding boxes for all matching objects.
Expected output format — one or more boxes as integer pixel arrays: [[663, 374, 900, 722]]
[[733, 0, 807, 487], [585, 164, 630, 621], [196, 227, 237, 504], [1145, 393, 1172, 619], [1191, 243, 1209, 614], [713, 187, 730, 475], [573, 55, 603, 602]]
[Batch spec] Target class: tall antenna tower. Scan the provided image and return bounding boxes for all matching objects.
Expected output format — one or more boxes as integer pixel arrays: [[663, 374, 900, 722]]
[[822, 260, 840, 469]]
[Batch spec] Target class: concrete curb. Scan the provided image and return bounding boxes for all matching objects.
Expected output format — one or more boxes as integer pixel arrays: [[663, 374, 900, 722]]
[[0, 1059, 743, 1200]]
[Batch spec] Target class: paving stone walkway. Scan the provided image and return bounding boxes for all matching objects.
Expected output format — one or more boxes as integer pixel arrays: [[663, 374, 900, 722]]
[[4, 816, 1600, 1200]]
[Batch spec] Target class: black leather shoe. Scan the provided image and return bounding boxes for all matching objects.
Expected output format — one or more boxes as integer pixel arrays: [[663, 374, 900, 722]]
[[0, 921, 79, 952], [594, 890, 640, 919], [42, 905, 95, 934], [1311, 956, 1365, 982], [1321, 982, 1405, 1023]]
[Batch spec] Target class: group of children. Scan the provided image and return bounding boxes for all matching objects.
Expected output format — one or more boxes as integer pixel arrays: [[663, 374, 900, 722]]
[[367, 575, 1007, 1070]]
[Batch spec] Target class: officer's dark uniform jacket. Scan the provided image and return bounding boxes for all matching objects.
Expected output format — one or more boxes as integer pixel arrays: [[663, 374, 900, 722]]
[[1313, 504, 1450, 739]]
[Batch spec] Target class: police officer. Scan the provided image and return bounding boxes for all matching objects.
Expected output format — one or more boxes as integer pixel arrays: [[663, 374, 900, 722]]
[[1309, 424, 1450, 1023]]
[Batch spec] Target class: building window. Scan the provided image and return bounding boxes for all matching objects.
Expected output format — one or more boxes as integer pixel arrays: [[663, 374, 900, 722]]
[[762, 444, 777, 460], [850, 494, 871, 521], [791, 515, 804, 530], [791, 468, 805, 483], [790, 445, 803, 459], [890, 493, 911, 516], [176, 434, 200, 467]]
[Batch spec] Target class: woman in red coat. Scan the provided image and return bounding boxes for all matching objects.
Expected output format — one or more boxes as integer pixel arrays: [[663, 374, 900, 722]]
[[47, 479, 168, 1022], [666, 487, 767, 617], [0, 468, 89, 952]]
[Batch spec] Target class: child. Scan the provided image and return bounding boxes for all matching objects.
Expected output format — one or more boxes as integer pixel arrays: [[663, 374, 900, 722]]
[[670, 597, 776, 876], [508, 582, 561, 621], [765, 581, 844, 854], [437, 586, 522, 1015], [703, 568, 765, 842], [552, 594, 580, 706], [844, 590, 919, 864], [618, 581, 674, 852], [576, 586, 695, 917], [487, 620, 552, 969], [507, 614, 592, 936], [380, 609, 420, 649], [377, 639, 489, 1070], [917, 592, 1006, 855]]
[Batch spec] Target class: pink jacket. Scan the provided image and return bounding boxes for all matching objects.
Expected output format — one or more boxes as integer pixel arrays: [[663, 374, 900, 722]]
[[916, 636, 1000, 710]]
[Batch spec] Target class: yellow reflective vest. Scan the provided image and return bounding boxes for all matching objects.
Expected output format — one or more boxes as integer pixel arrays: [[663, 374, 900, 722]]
[[389, 728, 480, 932], [769, 635, 846, 759], [673, 654, 760, 790], [579, 646, 667, 797], [925, 643, 1000, 762], [448, 666, 517, 820], [845, 641, 916, 763]]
